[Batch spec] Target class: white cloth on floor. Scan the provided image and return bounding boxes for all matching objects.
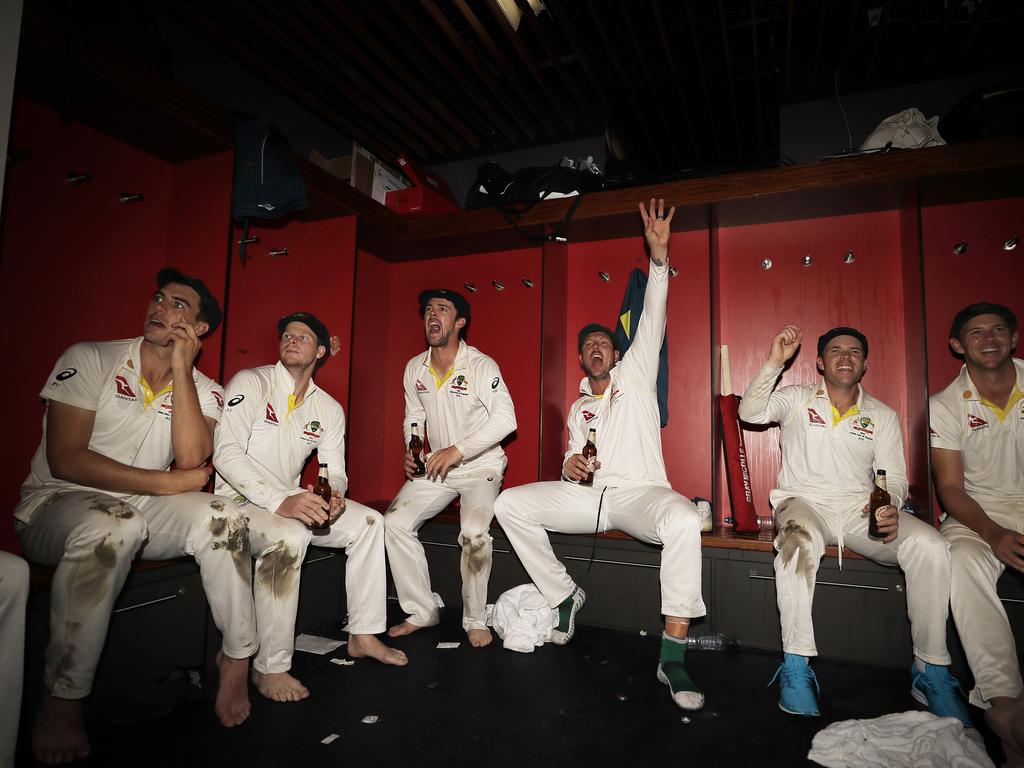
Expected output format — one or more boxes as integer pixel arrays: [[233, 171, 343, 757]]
[[808, 711, 993, 768], [490, 584, 557, 653]]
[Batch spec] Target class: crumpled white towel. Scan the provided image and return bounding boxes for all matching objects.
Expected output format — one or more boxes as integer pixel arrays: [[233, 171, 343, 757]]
[[808, 711, 993, 768], [489, 584, 557, 653]]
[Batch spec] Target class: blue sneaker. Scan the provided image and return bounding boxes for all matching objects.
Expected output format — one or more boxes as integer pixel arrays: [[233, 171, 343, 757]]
[[910, 663, 972, 727], [768, 653, 820, 716]]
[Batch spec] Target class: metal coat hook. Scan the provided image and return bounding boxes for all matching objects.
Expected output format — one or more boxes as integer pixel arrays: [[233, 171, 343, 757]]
[[491, 280, 505, 291], [952, 241, 968, 256], [598, 271, 610, 282], [668, 266, 679, 277], [802, 255, 812, 267], [843, 250, 856, 264], [119, 193, 144, 203], [67, 171, 91, 184], [1005, 236, 1018, 251], [464, 282, 477, 293], [521, 278, 534, 288], [269, 248, 288, 257], [761, 258, 773, 270], [239, 234, 260, 246]]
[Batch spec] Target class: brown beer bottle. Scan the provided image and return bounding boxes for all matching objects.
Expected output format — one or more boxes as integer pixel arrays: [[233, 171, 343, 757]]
[[867, 469, 890, 540], [409, 422, 426, 477], [311, 462, 332, 535], [581, 428, 597, 486]]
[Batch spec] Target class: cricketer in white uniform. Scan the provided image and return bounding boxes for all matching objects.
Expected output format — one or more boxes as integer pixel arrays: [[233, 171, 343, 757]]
[[384, 288, 517, 648], [14, 269, 255, 764], [739, 324, 969, 724], [930, 302, 1024, 757], [214, 312, 407, 703], [495, 200, 707, 712], [0, 551, 28, 768]]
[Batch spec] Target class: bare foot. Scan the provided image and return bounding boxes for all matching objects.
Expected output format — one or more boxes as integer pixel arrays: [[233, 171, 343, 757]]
[[348, 634, 409, 666], [468, 628, 493, 648], [987, 697, 1024, 767], [388, 620, 428, 638], [32, 693, 91, 765], [215, 651, 251, 727], [252, 670, 310, 702]]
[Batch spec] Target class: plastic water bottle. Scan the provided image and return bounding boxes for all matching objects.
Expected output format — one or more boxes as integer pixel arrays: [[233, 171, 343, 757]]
[[686, 632, 738, 651]]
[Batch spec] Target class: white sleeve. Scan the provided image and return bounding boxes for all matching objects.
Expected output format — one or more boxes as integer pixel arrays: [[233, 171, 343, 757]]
[[213, 370, 294, 514], [319, 404, 349, 497], [928, 396, 962, 452], [562, 401, 586, 476], [617, 260, 668, 389], [453, 357, 517, 461], [196, 377, 226, 423], [737, 363, 792, 425], [40, 342, 105, 412], [402, 360, 427, 450], [874, 406, 908, 510]]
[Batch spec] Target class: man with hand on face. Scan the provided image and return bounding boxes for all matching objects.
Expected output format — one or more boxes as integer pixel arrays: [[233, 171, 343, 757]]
[[739, 324, 969, 724], [384, 289, 517, 648], [930, 303, 1023, 760], [15, 268, 256, 764], [495, 200, 708, 712], [214, 313, 407, 704]]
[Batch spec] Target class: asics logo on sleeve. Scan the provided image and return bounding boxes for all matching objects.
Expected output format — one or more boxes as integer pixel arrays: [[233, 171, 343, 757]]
[[55, 368, 77, 382], [227, 394, 245, 407]]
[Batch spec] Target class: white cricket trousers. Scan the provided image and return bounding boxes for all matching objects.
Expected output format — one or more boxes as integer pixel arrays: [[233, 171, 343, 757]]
[[15, 490, 257, 700], [384, 471, 502, 632], [0, 551, 28, 768], [942, 501, 1024, 708], [243, 499, 386, 674], [494, 482, 707, 619], [773, 497, 951, 664]]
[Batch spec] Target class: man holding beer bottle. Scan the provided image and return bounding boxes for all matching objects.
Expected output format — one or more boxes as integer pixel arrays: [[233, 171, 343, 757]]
[[495, 200, 708, 712], [738, 325, 969, 724], [930, 303, 1022, 759], [215, 312, 406, 704], [384, 289, 517, 648]]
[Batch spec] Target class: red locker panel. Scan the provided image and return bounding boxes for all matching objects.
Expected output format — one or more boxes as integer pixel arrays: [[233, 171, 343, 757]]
[[715, 210, 913, 522], [562, 228, 713, 500]]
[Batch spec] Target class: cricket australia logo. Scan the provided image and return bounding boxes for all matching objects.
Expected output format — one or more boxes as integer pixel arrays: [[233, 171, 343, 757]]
[[301, 420, 323, 443], [450, 374, 469, 397]]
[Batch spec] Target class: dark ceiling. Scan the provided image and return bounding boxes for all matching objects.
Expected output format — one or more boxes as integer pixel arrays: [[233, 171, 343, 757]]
[[16, 0, 1024, 183]]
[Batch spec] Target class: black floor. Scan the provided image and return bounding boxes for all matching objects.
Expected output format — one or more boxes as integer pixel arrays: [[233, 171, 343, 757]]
[[16, 605, 1004, 767]]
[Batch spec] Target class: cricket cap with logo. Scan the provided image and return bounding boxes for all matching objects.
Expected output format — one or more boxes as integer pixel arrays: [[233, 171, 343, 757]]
[[418, 288, 471, 320], [156, 268, 222, 335], [817, 326, 869, 359], [278, 312, 331, 350]]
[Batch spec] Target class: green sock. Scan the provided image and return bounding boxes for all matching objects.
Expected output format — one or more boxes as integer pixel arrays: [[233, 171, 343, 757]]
[[660, 633, 699, 693], [556, 589, 578, 633]]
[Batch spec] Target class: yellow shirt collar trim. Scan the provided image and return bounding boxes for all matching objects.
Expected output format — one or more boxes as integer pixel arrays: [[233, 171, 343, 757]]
[[830, 402, 860, 427], [138, 376, 172, 410], [428, 364, 453, 389], [981, 385, 1023, 423]]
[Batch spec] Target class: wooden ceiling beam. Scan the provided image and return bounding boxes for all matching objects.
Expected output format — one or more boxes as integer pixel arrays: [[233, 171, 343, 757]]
[[289, 0, 470, 155], [511, 0, 597, 130], [315, 0, 483, 153], [650, 0, 702, 166], [452, 0, 560, 136], [482, 0, 577, 134], [417, 0, 538, 141]]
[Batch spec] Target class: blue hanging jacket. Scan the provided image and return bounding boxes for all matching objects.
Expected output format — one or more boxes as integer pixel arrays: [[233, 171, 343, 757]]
[[613, 268, 669, 426]]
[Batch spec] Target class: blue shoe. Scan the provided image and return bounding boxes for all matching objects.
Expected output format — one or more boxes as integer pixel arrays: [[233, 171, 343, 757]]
[[768, 653, 820, 716], [910, 663, 972, 727]]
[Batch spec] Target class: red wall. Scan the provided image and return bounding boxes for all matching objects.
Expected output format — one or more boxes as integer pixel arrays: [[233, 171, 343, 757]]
[[0, 100, 233, 551], [563, 230, 713, 499], [922, 197, 1024, 391], [716, 209, 912, 521]]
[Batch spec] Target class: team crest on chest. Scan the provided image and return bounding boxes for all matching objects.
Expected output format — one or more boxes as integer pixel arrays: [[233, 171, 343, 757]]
[[848, 414, 874, 441], [450, 374, 469, 397], [158, 400, 174, 421], [300, 420, 323, 444]]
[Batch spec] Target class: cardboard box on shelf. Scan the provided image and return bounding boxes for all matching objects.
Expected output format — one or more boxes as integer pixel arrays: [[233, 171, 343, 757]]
[[309, 149, 352, 181], [385, 154, 461, 214], [350, 142, 407, 205]]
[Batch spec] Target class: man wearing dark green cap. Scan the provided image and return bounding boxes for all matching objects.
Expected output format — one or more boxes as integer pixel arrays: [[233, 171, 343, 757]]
[[496, 200, 707, 711]]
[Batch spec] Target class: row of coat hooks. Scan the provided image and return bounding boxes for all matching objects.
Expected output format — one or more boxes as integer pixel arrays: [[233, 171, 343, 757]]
[[953, 237, 1017, 254], [462, 267, 682, 293], [760, 236, 1018, 270], [66, 171, 143, 203]]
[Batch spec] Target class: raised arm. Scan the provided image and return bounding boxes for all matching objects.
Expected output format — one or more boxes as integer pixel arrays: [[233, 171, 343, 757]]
[[737, 325, 803, 425]]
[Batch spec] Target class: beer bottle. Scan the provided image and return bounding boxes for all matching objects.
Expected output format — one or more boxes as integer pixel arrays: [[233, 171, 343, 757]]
[[867, 469, 890, 540], [581, 428, 597, 486], [409, 422, 426, 478], [311, 462, 332, 535]]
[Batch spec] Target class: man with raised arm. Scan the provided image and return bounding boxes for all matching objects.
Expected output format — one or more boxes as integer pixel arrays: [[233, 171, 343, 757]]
[[215, 312, 407, 704], [739, 324, 969, 724], [930, 302, 1023, 759], [384, 289, 517, 648], [14, 269, 255, 764], [495, 200, 707, 711]]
